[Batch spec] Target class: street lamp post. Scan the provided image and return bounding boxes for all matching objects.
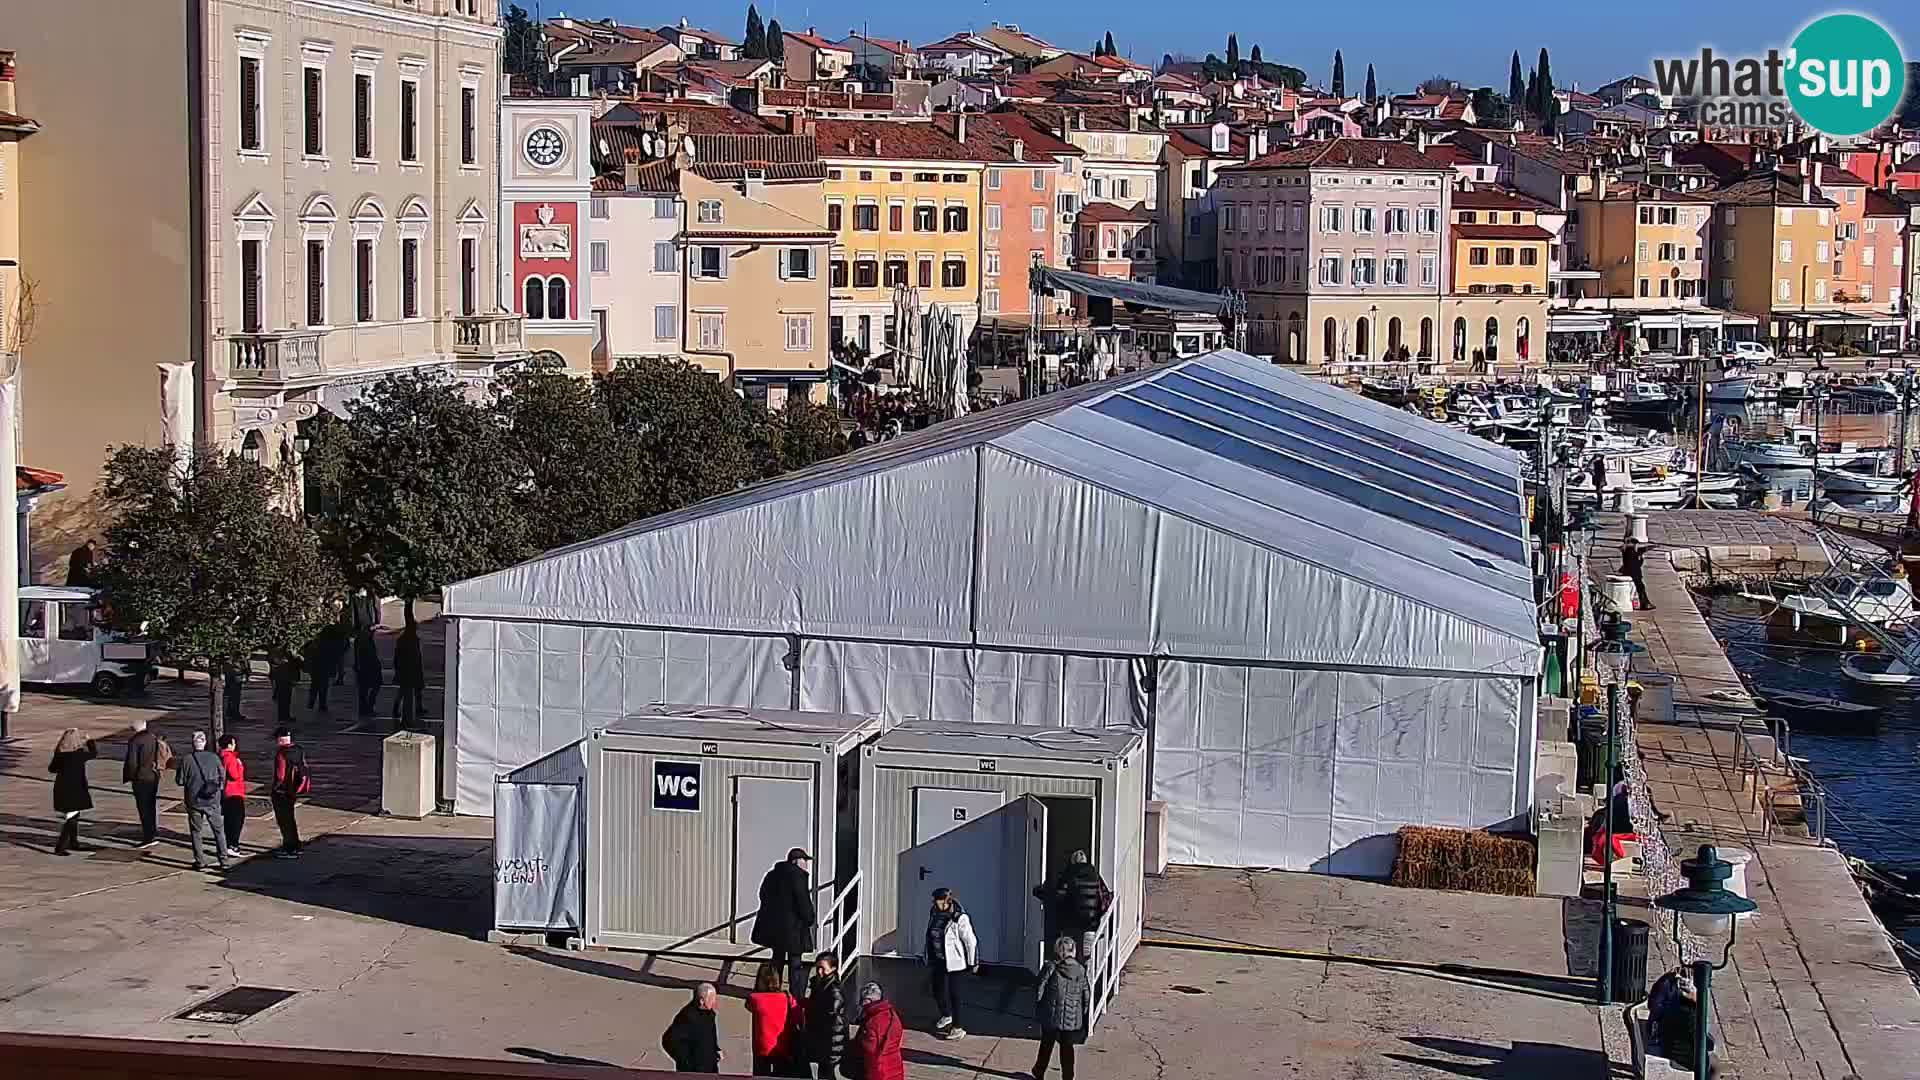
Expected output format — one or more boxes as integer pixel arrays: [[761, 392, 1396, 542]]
[[1591, 612, 1644, 1004], [1809, 378, 1827, 511], [1654, 845, 1758, 1079]]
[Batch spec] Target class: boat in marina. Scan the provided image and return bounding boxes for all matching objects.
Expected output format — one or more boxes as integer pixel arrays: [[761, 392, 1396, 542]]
[[1721, 426, 1892, 470], [1840, 651, 1920, 688], [1815, 467, 1908, 496], [1752, 574, 1918, 647], [1609, 380, 1679, 421], [1835, 376, 1900, 405], [1752, 685, 1885, 727], [1708, 374, 1779, 404]]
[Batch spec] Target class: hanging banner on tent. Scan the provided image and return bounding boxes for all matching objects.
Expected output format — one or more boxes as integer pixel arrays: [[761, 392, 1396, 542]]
[[494, 781, 583, 931]]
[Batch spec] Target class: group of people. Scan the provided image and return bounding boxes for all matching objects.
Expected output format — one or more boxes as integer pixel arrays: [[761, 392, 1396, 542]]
[[47, 718, 312, 867], [270, 593, 427, 730], [699, 847, 1107, 1079]]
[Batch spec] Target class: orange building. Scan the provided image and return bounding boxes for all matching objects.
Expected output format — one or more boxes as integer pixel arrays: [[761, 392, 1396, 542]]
[[971, 113, 1080, 320]]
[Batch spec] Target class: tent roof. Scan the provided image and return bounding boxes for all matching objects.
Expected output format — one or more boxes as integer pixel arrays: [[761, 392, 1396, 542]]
[[1028, 265, 1231, 315], [446, 351, 1539, 674]]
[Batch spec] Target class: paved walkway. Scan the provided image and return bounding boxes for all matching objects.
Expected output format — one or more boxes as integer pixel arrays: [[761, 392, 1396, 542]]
[[1590, 511, 1920, 1080]]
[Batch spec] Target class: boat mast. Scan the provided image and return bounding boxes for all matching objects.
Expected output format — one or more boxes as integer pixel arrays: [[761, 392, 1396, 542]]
[[1693, 352, 1707, 507]]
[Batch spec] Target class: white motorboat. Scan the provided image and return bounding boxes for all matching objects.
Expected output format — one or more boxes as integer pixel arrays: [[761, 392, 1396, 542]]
[[1837, 376, 1900, 405], [1707, 375, 1778, 403], [1815, 467, 1908, 496], [1610, 380, 1678, 419], [1841, 652, 1920, 687], [1755, 573, 1919, 646], [1721, 425, 1892, 470]]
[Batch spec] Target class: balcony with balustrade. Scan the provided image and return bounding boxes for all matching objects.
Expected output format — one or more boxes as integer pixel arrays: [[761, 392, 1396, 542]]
[[453, 312, 527, 359], [228, 330, 326, 383]]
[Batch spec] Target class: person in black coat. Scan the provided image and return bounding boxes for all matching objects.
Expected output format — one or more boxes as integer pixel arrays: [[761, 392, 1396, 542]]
[[49, 727, 99, 855], [268, 651, 303, 726], [353, 628, 384, 719], [805, 953, 848, 1080], [751, 848, 817, 995], [391, 619, 426, 728], [662, 983, 722, 1072], [1620, 539, 1655, 611], [1033, 850, 1113, 961]]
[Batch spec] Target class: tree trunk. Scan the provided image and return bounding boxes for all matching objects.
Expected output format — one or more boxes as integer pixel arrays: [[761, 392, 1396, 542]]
[[209, 664, 225, 742], [403, 595, 416, 628]]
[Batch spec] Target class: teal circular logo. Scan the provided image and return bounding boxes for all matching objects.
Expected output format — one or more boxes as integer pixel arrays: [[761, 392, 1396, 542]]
[[1786, 14, 1906, 137]]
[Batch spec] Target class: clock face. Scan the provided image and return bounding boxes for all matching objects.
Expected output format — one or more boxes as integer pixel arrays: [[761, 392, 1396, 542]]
[[525, 126, 565, 168]]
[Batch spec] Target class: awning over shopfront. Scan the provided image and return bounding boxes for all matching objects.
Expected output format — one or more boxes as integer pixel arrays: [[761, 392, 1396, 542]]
[[1548, 312, 1612, 334]]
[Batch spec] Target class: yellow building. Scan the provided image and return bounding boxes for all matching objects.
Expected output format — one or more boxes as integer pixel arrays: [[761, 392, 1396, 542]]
[[1444, 185, 1551, 363], [1707, 171, 1840, 349], [813, 117, 984, 355], [1573, 179, 1722, 352], [0, 51, 36, 364]]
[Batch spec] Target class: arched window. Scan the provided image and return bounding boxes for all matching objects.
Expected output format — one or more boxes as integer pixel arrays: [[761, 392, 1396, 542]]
[[1452, 317, 1467, 362], [1323, 317, 1338, 363], [1419, 317, 1434, 359], [1287, 312, 1303, 364], [547, 277, 568, 320], [524, 276, 545, 320], [1516, 316, 1532, 360], [1387, 316, 1402, 353], [1484, 316, 1500, 362], [1354, 316, 1371, 360]]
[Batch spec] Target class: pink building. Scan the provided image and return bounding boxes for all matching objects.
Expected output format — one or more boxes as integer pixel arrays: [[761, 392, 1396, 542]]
[[1075, 201, 1155, 314], [1863, 189, 1907, 316]]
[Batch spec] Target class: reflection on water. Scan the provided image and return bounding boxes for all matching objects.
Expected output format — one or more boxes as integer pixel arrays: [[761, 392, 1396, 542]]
[[1701, 593, 1920, 872]]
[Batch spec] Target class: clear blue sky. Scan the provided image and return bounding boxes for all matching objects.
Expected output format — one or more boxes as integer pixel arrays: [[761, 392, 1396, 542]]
[[532, 0, 1917, 95]]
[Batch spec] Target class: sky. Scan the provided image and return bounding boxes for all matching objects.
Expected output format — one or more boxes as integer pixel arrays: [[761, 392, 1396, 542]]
[[534, 0, 1919, 95]]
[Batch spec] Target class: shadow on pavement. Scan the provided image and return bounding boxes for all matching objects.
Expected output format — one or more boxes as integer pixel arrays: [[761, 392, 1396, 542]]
[[218, 832, 491, 934], [509, 947, 759, 1001], [1384, 1035, 1613, 1077], [506, 1046, 625, 1068], [902, 1048, 1033, 1080]]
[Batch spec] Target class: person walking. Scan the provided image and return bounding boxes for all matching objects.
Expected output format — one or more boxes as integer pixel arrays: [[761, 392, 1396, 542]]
[[391, 618, 426, 728], [303, 622, 346, 715], [805, 953, 848, 1080], [121, 718, 166, 848], [353, 629, 384, 720], [270, 727, 311, 858], [924, 887, 978, 1040], [751, 847, 817, 995], [1621, 538, 1655, 611], [174, 731, 229, 872], [662, 983, 722, 1073], [65, 539, 96, 587], [49, 727, 99, 855], [852, 982, 904, 1080], [745, 962, 800, 1076], [1032, 849, 1113, 962], [1033, 936, 1092, 1080], [217, 734, 247, 856], [268, 651, 303, 727]]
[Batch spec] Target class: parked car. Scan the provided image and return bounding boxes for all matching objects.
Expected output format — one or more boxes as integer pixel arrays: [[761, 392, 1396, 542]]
[[1723, 341, 1777, 365], [17, 586, 152, 696]]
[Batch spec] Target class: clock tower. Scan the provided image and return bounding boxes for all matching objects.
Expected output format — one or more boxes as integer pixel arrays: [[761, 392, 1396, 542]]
[[501, 95, 596, 371]]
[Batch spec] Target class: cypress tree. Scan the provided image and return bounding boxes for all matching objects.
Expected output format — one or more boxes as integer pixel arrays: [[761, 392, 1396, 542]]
[[1103, 31, 1117, 58], [1227, 34, 1240, 71], [1365, 64, 1377, 103], [1508, 51, 1525, 115], [1536, 47, 1555, 122], [766, 18, 784, 60], [1332, 50, 1345, 97], [1250, 44, 1263, 66], [743, 5, 765, 60]]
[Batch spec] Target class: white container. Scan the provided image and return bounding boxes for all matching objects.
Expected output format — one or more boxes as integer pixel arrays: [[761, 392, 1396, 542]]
[[381, 732, 437, 819], [1627, 513, 1649, 544], [1722, 849, 1754, 921], [1634, 673, 1676, 724], [1604, 574, 1637, 612], [1614, 490, 1636, 512]]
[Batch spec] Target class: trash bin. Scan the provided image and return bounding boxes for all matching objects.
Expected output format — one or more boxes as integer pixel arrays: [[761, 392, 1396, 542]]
[[1610, 918, 1651, 1004], [1577, 715, 1608, 790]]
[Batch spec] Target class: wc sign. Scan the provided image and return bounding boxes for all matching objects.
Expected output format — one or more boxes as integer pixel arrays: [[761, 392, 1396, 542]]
[[653, 761, 702, 812]]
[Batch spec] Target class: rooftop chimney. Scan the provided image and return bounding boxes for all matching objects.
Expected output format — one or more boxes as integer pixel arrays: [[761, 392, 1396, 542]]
[[1073, 108, 1086, 131], [1482, 139, 1493, 165], [623, 146, 641, 190], [1127, 109, 1139, 132], [1012, 137, 1025, 161], [871, 134, 881, 155], [956, 110, 967, 143], [1812, 158, 1825, 189], [1416, 128, 1429, 155], [1802, 172, 1813, 204], [0, 52, 15, 115], [1662, 146, 1673, 167]]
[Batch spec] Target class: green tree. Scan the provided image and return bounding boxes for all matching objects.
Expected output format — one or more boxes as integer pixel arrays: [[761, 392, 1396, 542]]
[[1543, 92, 1562, 136], [765, 18, 784, 58], [757, 396, 850, 478], [490, 365, 647, 552], [1249, 44, 1262, 66], [1508, 52, 1525, 116], [502, 4, 543, 83], [305, 370, 532, 618], [1535, 47, 1554, 123], [744, 5, 766, 59], [1103, 31, 1117, 58], [1226, 34, 1239, 71], [96, 445, 338, 737], [1331, 49, 1345, 97], [1471, 86, 1501, 124], [597, 357, 758, 515], [1525, 69, 1540, 118], [1365, 64, 1377, 103]]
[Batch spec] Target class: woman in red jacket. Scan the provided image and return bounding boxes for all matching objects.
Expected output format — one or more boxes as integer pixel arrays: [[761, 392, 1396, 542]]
[[854, 982, 904, 1080], [217, 735, 247, 857], [744, 961, 800, 1076]]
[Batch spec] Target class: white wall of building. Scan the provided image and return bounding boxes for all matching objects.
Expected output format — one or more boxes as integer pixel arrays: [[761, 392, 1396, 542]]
[[597, 192, 682, 358]]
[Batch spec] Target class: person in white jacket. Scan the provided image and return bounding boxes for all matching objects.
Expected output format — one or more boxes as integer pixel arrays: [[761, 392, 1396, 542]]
[[923, 887, 978, 1039]]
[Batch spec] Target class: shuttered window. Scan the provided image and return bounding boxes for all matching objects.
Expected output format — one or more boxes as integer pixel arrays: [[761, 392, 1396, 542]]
[[460, 86, 476, 164], [401, 238, 419, 318], [354, 73, 372, 159], [241, 239, 263, 332], [399, 80, 418, 162], [354, 239, 373, 321], [303, 67, 324, 155], [239, 56, 261, 151], [460, 238, 477, 315], [306, 240, 326, 325]]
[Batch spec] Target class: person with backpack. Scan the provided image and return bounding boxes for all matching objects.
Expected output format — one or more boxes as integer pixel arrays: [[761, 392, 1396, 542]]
[[1032, 850, 1114, 962], [270, 727, 311, 858], [121, 718, 167, 848], [174, 731, 229, 872]]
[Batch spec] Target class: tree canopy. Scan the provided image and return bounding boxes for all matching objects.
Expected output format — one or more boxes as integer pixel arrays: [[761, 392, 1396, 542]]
[[1249, 44, 1262, 66], [1331, 50, 1345, 97], [743, 5, 767, 59], [1508, 52, 1525, 114], [96, 445, 338, 734], [765, 18, 784, 56], [1365, 64, 1377, 103], [1226, 34, 1239, 70], [502, 4, 543, 83], [1102, 31, 1117, 58]]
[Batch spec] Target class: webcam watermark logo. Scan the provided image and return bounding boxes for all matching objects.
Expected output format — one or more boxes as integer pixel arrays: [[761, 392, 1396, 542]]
[[1651, 13, 1906, 137]]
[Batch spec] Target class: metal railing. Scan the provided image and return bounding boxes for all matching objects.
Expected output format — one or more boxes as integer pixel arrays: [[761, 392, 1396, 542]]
[[823, 872, 863, 973], [228, 329, 325, 381], [453, 312, 527, 357], [1086, 904, 1119, 1031]]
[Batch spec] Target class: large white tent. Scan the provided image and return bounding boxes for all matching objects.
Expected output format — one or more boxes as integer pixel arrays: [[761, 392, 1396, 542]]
[[443, 350, 1542, 875]]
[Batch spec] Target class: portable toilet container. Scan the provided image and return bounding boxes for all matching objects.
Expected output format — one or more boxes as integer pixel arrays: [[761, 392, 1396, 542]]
[[857, 721, 1146, 1026], [495, 704, 885, 956]]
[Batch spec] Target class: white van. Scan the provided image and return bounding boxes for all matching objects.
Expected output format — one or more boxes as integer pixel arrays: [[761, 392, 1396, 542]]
[[1724, 341, 1777, 365], [17, 586, 153, 696]]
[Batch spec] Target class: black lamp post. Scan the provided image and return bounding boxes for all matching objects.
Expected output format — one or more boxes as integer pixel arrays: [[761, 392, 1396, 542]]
[[1654, 845, 1758, 1079], [1591, 611, 1644, 1003]]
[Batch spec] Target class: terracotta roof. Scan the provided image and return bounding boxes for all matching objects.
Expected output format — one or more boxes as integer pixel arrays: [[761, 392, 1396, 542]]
[[1166, 125, 1248, 159], [553, 37, 675, 67], [1221, 138, 1447, 172], [761, 86, 895, 111], [783, 30, 845, 51], [1451, 185, 1553, 212], [665, 24, 739, 46], [0, 110, 40, 132], [1077, 201, 1152, 224], [1709, 171, 1836, 208], [1008, 103, 1160, 135], [1864, 189, 1908, 218], [1588, 181, 1710, 204], [975, 26, 1055, 59], [1819, 165, 1870, 187], [919, 33, 1005, 55], [970, 111, 1081, 162], [845, 34, 912, 55], [812, 118, 976, 162], [1452, 223, 1554, 241]]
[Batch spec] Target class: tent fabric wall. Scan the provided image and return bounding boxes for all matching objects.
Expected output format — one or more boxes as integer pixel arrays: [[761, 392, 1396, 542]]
[[798, 639, 1143, 730], [454, 618, 789, 814], [1153, 660, 1528, 875]]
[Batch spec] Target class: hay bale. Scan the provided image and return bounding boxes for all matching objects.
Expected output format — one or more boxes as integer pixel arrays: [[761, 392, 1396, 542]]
[[1389, 826, 1537, 896]]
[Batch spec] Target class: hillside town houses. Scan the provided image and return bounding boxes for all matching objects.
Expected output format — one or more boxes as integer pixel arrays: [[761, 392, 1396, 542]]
[[6, 5, 1920, 576]]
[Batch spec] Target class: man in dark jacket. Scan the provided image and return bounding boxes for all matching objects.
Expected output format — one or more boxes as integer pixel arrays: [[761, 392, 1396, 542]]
[[268, 651, 303, 726], [65, 539, 96, 587], [391, 619, 426, 728], [175, 731, 229, 872], [353, 629, 384, 719], [751, 847, 816, 995], [1033, 850, 1113, 961], [122, 719, 163, 847], [1621, 539, 1655, 611], [806, 953, 848, 1079], [270, 727, 309, 858], [661, 982, 721, 1072]]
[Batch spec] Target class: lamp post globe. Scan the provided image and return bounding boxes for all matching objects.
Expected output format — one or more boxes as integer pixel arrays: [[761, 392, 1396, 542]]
[[1654, 845, 1758, 1080]]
